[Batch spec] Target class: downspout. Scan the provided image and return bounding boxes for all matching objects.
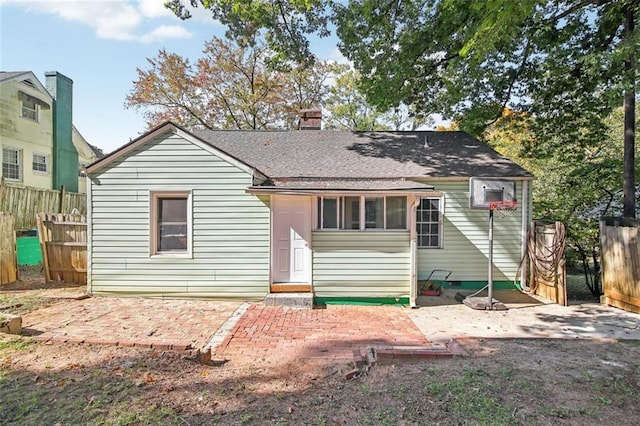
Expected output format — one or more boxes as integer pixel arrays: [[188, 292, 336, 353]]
[[409, 196, 420, 308], [520, 181, 529, 290]]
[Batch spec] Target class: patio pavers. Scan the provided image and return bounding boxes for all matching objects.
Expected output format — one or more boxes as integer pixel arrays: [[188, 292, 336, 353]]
[[213, 304, 431, 361], [21, 297, 243, 351]]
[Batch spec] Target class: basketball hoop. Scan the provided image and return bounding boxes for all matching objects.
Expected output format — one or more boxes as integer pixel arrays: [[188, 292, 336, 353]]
[[489, 200, 518, 218]]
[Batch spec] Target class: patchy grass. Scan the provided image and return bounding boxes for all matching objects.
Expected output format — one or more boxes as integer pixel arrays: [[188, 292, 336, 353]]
[[1, 339, 639, 425]]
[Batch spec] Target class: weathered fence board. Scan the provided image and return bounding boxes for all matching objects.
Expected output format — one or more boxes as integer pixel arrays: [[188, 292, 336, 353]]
[[0, 213, 18, 285], [600, 217, 640, 314], [0, 178, 86, 231], [36, 213, 87, 284], [528, 221, 567, 306]]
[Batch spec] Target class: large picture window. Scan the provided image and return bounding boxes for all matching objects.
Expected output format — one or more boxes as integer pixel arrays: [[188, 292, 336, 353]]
[[2, 147, 22, 181], [417, 197, 443, 248], [150, 191, 192, 256], [317, 196, 407, 231]]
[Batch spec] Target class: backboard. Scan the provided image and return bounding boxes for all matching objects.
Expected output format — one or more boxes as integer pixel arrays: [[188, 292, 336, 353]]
[[469, 178, 517, 209]]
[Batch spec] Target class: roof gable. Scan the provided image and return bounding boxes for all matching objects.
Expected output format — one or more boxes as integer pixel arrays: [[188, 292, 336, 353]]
[[0, 71, 52, 102], [86, 122, 256, 176]]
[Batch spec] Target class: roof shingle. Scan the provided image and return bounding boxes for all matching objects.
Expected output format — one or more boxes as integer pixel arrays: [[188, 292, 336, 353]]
[[191, 129, 532, 180]]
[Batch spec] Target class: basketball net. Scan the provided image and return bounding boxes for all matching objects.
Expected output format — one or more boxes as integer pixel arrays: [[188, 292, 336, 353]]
[[489, 200, 518, 218]]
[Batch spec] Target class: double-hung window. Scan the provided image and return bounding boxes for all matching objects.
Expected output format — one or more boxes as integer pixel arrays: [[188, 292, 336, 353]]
[[32, 153, 49, 174], [317, 196, 407, 230], [417, 197, 443, 248], [21, 98, 38, 121], [2, 147, 22, 181], [150, 191, 192, 257]]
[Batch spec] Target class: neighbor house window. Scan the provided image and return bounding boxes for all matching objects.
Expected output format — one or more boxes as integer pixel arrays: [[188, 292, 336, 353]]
[[21, 98, 38, 121], [150, 191, 192, 256], [417, 197, 443, 248], [2, 147, 22, 181], [317, 196, 407, 231], [32, 153, 49, 174]]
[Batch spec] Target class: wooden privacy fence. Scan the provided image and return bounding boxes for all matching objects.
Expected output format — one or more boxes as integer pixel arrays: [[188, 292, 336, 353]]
[[0, 213, 18, 285], [528, 221, 567, 306], [600, 217, 640, 314], [0, 178, 86, 231], [36, 213, 87, 284]]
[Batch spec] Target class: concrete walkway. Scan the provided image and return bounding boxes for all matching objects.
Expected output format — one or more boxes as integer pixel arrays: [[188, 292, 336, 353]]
[[409, 290, 640, 342]]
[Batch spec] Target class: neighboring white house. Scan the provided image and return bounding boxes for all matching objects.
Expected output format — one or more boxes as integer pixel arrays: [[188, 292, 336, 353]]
[[0, 71, 101, 194], [86, 118, 534, 306]]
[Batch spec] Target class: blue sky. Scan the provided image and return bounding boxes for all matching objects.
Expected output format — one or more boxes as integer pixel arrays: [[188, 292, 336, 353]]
[[0, 0, 345, 153]]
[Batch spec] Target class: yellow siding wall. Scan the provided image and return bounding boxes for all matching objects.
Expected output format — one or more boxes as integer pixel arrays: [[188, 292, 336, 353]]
[[88, 132, 271, 299], [417, 181, 525, 282], [0, 80, 53, 190], [312, 231, 411, 298]]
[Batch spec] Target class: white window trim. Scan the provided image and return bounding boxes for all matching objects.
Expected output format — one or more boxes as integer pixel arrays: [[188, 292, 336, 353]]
[[32, 152, 50, 175], [417, 196, 444, 249], [2, 146, 23, 182], [20, 99, 38, 122], [316, 195, 408, 231], [149, 190, 193, 258]]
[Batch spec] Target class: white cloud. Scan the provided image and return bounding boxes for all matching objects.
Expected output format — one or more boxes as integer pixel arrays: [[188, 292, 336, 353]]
[[323, 46, 351, 66], [138, 0, 172, 18], [1, 0, 192, 42], [140, 24, 191, 43]]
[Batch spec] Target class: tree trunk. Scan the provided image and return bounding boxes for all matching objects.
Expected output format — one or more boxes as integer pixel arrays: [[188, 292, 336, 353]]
[[623, 5, 636, 218]]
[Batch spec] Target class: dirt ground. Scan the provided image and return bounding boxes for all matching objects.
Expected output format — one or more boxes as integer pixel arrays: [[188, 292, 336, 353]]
[[2, 269, 640, 425]]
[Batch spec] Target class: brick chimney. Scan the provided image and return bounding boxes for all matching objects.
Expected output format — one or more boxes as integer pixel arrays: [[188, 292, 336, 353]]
[[299, 108, 322, 130]]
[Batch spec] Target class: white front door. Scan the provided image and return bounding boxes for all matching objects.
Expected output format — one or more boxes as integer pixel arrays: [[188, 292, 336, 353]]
[[272, 195, 311, 283]]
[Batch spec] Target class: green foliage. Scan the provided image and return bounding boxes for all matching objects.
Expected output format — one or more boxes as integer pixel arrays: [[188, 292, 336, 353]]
[[165, 0, 332, 64], [484, 106, 639, 294]]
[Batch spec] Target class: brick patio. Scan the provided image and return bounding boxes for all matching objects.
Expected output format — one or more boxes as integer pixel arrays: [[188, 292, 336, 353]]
[[21, 297, 242, 351], [214, 304, 430, 360]]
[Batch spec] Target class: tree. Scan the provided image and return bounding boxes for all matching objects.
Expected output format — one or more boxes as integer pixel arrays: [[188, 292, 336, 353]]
[[125, 36, 333, 130], [335, 0, 637, 216], [165, 0, 332, 64], [484, 106, 639, 295], [167, 0, 638, 218], [322, 68, 390, 131]]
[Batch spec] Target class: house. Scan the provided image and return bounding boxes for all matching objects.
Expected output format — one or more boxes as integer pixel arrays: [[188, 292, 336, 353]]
[[73, 125, 104, 194], [0, 71, 97, 194], [86, 116, 533, 306]]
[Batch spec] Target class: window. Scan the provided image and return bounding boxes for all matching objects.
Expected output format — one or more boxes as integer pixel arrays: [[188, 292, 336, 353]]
[[417, 197, 443, 248], [150, 191, 192, 256], [2, 147, 22, 181], [21, 99, 38, 121], [32, 153, 49, 174], [317, 196, 407, 231], [78, 163, 88, 178]]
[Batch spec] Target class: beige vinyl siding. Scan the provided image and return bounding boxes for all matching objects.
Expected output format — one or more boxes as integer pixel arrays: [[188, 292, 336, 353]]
[[88, 133, 270, 298], [417, 181, 524, 282], [312, 231, 410, 298]]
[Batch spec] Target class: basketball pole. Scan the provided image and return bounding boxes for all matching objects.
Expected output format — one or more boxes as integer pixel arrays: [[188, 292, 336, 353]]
[[488, 207, 494, 308]]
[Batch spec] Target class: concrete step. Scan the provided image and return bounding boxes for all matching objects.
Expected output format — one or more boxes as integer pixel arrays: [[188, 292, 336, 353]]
[[264, 293, 313, 309]]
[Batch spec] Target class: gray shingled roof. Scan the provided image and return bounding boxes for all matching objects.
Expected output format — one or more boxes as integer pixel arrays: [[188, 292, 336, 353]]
[[191, 129, 532, 180]]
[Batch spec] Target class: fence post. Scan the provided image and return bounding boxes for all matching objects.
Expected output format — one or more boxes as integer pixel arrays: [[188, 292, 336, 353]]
[[58, 185, 66, 213], [36, 213, 52, 282], [0, 176, 4, 203]]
